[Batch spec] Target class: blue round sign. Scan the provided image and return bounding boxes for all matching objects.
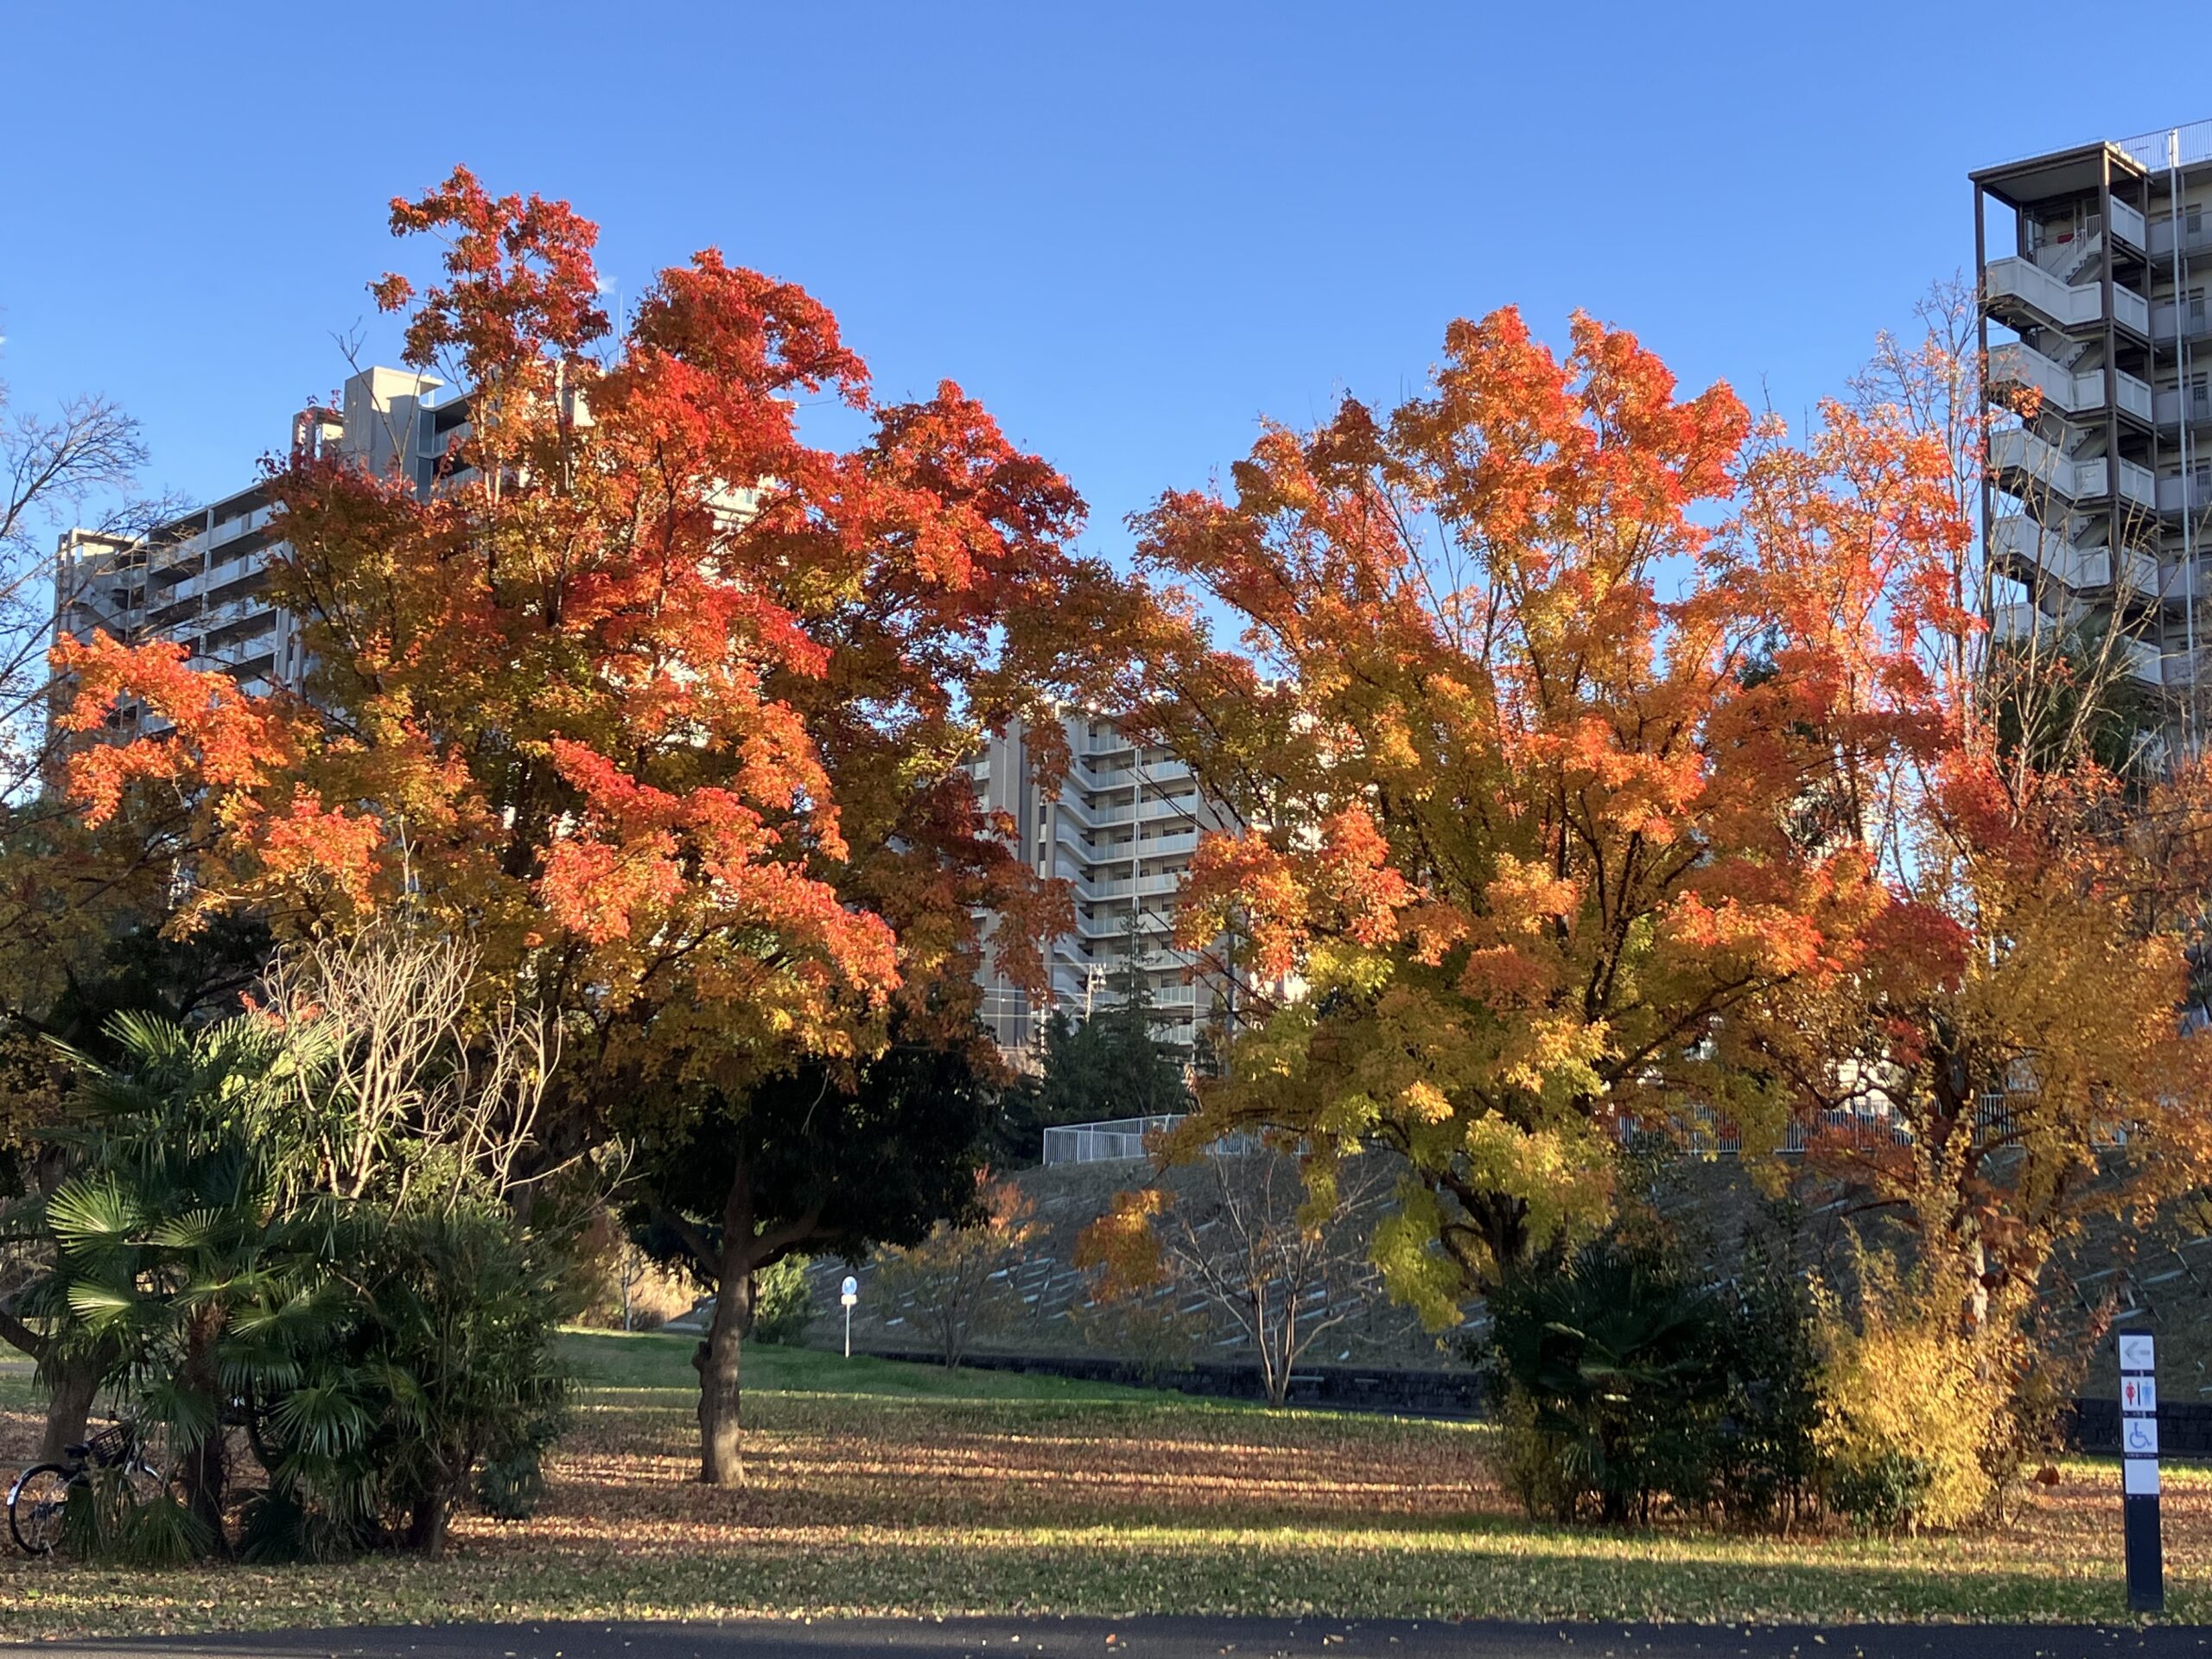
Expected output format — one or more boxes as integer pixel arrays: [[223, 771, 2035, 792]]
[[841, 1274, 859, 1298]]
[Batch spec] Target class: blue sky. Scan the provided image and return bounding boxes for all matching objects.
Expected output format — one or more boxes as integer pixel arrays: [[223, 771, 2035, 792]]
[[3, 1, 2202, 563]]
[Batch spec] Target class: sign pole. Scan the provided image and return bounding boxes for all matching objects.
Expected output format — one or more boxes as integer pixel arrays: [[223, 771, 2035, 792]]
[[841, 1274, 859, 1360], [2119, 1332, 2164, 1614]]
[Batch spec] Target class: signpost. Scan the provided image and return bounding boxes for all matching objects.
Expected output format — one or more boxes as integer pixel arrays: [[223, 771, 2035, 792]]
[[841, 1274, 860, 1359], [2119, 1331, 2163, 1613]]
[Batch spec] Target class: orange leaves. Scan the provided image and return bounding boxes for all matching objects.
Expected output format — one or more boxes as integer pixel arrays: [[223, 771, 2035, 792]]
[[1129, 303, 1976, 1297], [254, 795, 385, 909], [1073, 1188, 1170, 1303], [53, 634, 299, 826], [1313, 807, 1412, 949]]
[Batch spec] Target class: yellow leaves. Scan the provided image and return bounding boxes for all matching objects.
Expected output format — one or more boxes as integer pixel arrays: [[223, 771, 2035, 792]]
[[1072, 1189, 1170, 1302], [1396, 1080, 1452, 1127], [1480, 853, 1579, 938], [1370, 1196, 1465, 1332]]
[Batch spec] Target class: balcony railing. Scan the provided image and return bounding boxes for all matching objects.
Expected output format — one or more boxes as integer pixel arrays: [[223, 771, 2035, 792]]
[[1986, 256, 2151, 335], [1991, 429, 2156, 510], [1991, 515, 2111, 589], [1987, 343, 2154, 423]]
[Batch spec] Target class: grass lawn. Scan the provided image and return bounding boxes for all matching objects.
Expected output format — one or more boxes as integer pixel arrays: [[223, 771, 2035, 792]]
[[0, 1331, 2202, 1636]]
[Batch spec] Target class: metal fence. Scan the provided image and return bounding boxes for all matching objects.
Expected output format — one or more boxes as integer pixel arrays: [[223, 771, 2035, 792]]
[[1041, 1115, 1185, 1166], [2118, 120, 2212, 173]]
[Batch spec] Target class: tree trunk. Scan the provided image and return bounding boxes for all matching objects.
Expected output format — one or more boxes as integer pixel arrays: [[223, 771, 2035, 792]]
[[694, 1161, 757, 1488], [695, 1265, 753, 1486], [405, 1485, 453, 1556], [38, 1351, 101, 1463]]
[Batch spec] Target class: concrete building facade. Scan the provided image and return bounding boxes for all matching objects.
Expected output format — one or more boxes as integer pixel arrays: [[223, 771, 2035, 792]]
[[968, 713, 1238, 1062], [1972, 119, 2212, 741], [51, 367, 455, 736]]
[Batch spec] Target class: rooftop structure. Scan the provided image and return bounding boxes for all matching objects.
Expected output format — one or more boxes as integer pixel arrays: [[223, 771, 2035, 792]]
[[1972, 121, 2212, 747], [51, 367, 458, 736]]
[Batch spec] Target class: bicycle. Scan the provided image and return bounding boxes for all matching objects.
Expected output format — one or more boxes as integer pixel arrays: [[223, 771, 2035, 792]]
[[6, 1424, 163, 1557]]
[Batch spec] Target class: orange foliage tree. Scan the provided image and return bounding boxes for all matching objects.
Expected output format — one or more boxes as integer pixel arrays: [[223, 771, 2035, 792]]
[[1735, 308, 2212, 1333], [50, 168, 1134, 1484], [1127, 308, 1966, 1323]]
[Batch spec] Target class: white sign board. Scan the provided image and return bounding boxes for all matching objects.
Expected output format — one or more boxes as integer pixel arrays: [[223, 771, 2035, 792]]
[[2123, 1376, 2158, 1414], [2126, 1458, 2162, 1497], [2126, 1415, 2161, 1457], [2120, 1334, 2157, 1373]]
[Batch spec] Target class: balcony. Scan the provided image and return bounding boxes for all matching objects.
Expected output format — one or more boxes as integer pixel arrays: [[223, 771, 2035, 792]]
[[2119, 635, 2168, 690], [1985, 256, 2151, 336], [1990, 429, 2156, 511], [2147, 214, 2212, 261], [1987, 343, 2154, 423], [2153, 385, 2212, 429], [1991, 515, 2110, 590], [2157, 469, 2212, 516], [2150, 297, 2212, 343]]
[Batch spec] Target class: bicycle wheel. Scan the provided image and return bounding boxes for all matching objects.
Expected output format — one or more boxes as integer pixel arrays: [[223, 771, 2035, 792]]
[[8, 1465, 72, 1557]]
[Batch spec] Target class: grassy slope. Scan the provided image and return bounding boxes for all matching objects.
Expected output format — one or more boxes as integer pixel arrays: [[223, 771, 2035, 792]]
[[2, 1331, 2203, 1634]]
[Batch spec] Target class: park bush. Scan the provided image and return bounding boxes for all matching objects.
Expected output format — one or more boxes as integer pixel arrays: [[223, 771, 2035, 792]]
[[1812, 1254, 2006, 1534], [1480, 1234, 1726, 1524], [750, 1255, 815, 1345], [1483, 1224, 1828, 1531], [22, 951, 576, 1562]]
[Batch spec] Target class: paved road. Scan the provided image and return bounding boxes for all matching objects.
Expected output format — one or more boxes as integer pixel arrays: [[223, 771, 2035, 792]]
[[29, 1618, 2212, 1659]]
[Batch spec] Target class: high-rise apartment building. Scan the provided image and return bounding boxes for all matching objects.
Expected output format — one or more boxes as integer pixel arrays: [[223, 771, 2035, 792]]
[[1972, 120, 2212, 734], [51, 367, 456, 734], [968, 714, 1238, 1061]]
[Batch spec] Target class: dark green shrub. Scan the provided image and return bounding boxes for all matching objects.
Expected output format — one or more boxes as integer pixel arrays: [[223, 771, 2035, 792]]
[[750, 1255, 815, 1345], [58, 1465, 212, 1567], [1707, 1236, 1825, 1530], [1828, 1448, 1933, 1532], [1482, 1234, 1725, 1525]]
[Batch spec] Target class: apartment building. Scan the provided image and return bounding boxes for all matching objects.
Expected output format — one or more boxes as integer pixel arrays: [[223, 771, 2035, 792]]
[[969, 713, 1237, 1062], [1972, 120, 2212, 738], [51, 366, 457, 733]]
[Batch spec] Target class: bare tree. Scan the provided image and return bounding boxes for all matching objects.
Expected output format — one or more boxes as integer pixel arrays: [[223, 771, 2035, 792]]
[[1854, 277, 2160, 798], [0, 375, 186, 800], [1084, 1146, 1387, 1408], [874, 1176, 1036, 1369], [263, 924, 561, 1211]]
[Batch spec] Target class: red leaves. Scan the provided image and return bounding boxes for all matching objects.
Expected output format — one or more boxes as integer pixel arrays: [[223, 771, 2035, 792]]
[[53, 166, 1124, 1096], [52, 633, 308, 826], [381, 165, 609, 380]]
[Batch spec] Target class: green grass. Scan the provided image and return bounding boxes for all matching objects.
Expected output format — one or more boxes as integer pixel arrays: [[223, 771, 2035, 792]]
[[561, 1326, 1171, 1405], [3, 1330, 2203, 1636]]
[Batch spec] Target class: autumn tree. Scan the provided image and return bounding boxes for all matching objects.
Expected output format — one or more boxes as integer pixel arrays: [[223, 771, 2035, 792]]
[[1080, 1144, 1385, 1406], [1734, 299, 2212, 1335], [874, 1172, 1038, 1370], [630, 1016, 1003, 1460], [1128, 308, 1954, 1325], [48, 168, 1138, 1484]]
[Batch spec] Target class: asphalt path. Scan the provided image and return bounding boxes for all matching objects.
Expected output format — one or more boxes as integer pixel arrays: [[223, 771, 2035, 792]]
[[25, 1618, 2212, 1659]]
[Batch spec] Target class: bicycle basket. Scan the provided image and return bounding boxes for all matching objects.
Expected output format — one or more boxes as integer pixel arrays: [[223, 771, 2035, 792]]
[[83, 1424, 134, 1466]]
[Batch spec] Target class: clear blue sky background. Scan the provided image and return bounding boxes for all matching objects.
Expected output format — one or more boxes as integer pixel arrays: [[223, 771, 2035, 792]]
[[3, 1, 2202, 563]]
